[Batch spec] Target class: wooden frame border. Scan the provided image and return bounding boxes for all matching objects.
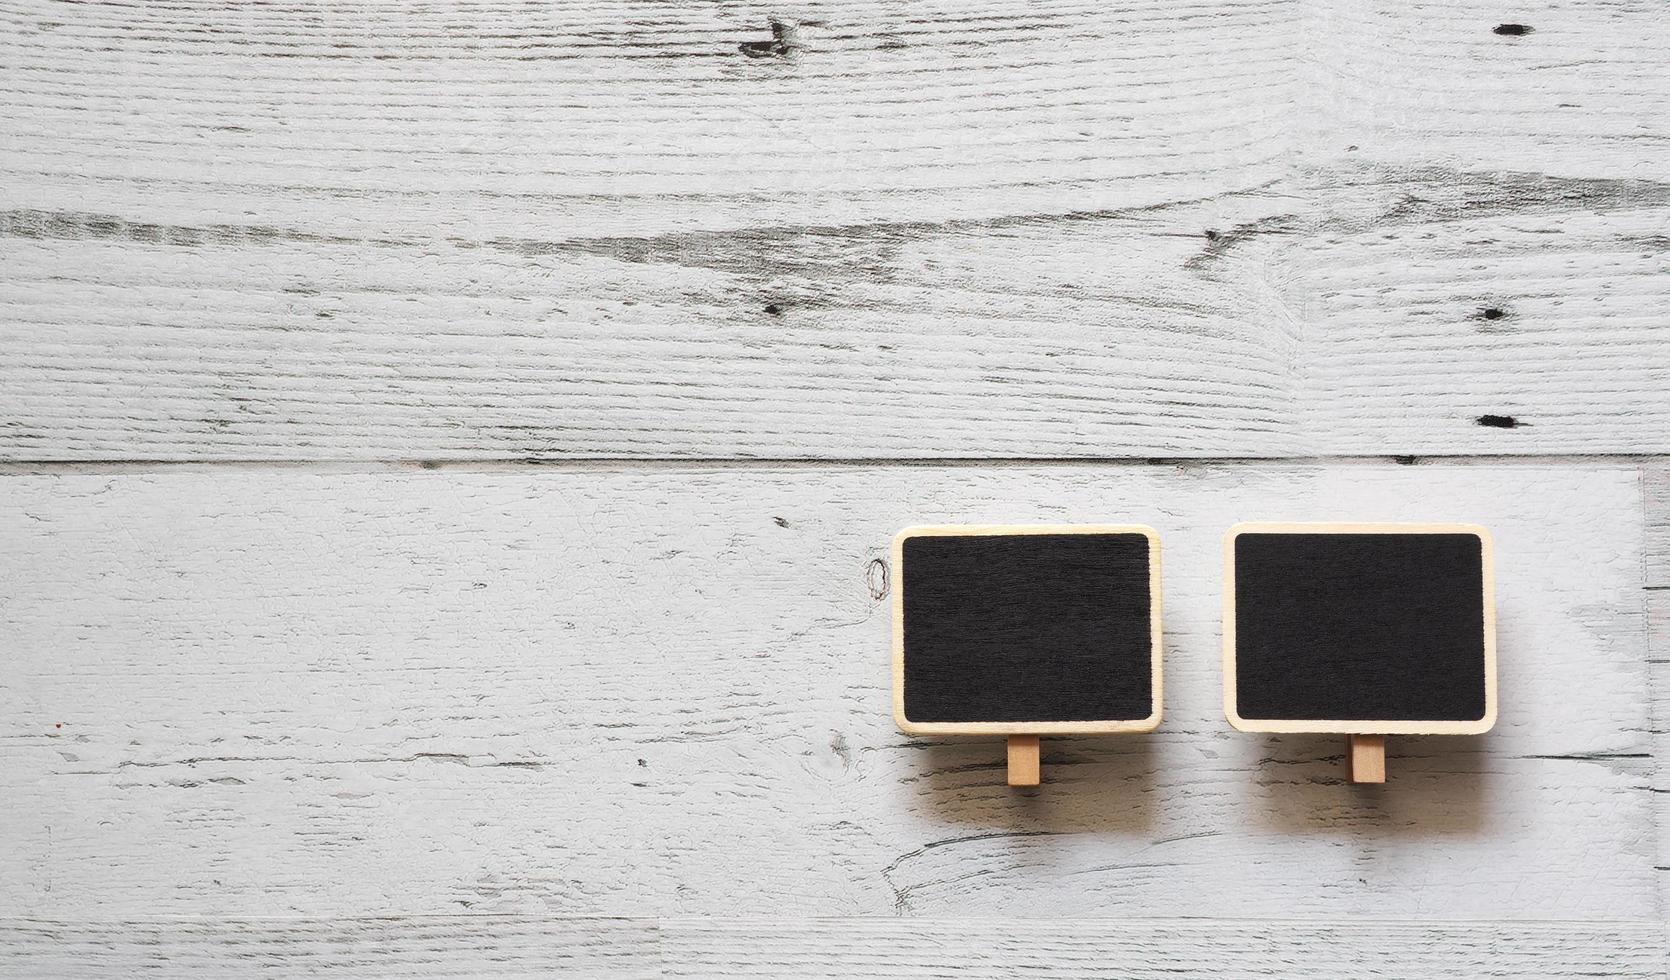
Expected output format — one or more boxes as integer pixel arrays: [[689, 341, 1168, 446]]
[[1222, 521, 1498, 735], [891, 523, 1163, 736]]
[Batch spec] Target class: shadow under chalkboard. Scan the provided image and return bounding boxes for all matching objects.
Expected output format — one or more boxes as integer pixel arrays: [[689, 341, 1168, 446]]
[[904, 736, 1157, 834], [1245, 730, 1498, 836]]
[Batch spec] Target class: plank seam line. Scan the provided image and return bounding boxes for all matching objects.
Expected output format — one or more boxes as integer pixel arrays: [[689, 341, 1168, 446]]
[[0, 453, 1667, 474]]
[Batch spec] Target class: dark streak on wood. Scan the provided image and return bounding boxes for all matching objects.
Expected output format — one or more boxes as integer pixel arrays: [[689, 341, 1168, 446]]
[[739, 17, 801, 59], [12, 165, 1663, 284], [1185, 215, 1302, 270]]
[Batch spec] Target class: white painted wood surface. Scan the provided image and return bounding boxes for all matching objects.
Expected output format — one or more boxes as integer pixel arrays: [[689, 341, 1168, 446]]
[[1646, 463, 1669, 938], [0, 918, 659, 980], [2, 918, 1664, 979], [2, 0, 1667, 975], [660, 919, 1670, 979], [2, 0, 1668, 459], [0, 464, 1657, 925]]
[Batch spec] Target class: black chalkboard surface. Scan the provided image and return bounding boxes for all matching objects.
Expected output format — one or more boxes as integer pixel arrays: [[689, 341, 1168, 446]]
[[891, 525, 1162, 736], [1223, 523, 1496, 737]]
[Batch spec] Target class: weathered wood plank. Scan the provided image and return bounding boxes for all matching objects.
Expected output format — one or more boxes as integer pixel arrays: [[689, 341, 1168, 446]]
[[1299, 0, 1670, 176], [2, 1, 1666, 460], [1, 917, 1663, 979], [1295, 183, 1670, 455], [0, 0, 1300, 235], [662, 919, 1670, 979], [1646, 465, 1669, 591], [1643, 463, 1669, 914], [0, 194, 1310, 459], [0, 463, 1655, 919], [0, 917, 658, 980]]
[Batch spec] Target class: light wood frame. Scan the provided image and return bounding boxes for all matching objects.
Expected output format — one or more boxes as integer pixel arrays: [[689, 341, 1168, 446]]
[[1222, 521, 1497, 736], [891, 523, 1163, 736]]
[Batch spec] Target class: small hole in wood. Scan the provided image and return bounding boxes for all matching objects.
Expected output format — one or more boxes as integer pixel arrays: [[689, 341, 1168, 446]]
[[1493, 23, 1532, 36], [865, 558, 890, 601], [1476, 414, 1522, 428]]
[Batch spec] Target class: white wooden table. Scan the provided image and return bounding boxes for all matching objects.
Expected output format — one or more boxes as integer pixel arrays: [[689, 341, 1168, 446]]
[[2, 1, 1666, 976]]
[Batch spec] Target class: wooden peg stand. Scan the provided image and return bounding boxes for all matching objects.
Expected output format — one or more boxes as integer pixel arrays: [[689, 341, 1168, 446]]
[[1007, 735, 1041, 786], [1348, 734, 1386, 783]]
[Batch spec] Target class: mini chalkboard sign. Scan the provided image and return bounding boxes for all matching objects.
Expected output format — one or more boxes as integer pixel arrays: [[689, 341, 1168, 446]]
[[1222, 522, 1497, 783], [891, 525, 1162, 786]]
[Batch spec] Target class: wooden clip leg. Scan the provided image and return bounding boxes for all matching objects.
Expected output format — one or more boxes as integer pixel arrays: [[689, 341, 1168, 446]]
[[1007, 735, 1040, 786], [1349, 734, 1386, 783]]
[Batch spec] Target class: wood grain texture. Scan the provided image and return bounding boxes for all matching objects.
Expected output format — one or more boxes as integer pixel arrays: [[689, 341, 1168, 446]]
[[0, 917, 658, 980], [1, 918, 1664, 979], [2, 0, 1667, 460], [1647, 465, 1670, 591], [0, 462, 1657, 921], [1645, 463, 1669, 917], [661, 918, 1670, 979]]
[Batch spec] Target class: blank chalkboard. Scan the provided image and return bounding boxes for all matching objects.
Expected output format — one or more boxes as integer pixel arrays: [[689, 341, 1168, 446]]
[[1223, 522, 1496, 735], [891, 525, 1162, 735]]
